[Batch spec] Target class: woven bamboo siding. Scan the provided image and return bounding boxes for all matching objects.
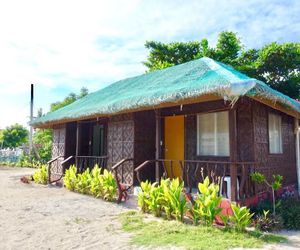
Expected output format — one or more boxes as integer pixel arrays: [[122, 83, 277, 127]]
[[253, 101, 297, 188]]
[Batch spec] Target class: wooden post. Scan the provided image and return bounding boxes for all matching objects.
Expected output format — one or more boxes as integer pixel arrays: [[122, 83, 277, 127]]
[[75, 122, 81, 167], [294, 118, 300, 196], [155, 110, 161, 182], [229, 107, 238, 201]]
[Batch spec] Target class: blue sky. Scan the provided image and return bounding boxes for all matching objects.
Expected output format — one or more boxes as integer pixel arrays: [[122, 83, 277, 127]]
[[0, 0, 299, 128]]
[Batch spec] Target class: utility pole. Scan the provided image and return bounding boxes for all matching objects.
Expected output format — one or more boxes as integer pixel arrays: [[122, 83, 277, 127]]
[[29, 84, 34, 158]]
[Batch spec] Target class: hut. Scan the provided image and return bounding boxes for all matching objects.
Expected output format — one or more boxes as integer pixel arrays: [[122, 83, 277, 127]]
[[31, 57, 300, 204]]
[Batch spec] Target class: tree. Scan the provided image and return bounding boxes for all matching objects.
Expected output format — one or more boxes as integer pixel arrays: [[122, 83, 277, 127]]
[[50, 87, 89, 112], [238, 42, 300, 99], [143, 31, 300, 99], [33, 128, 52, 162], [143, 40, 202, 72], [251, 172, 283, 215], [1, 124, 28, 148], [33, 87, 89, 162]]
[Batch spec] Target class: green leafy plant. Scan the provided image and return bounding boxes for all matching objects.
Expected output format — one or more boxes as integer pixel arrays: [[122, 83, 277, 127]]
[[220, 214, 230, 230], [230, 203, 254, 232], [251, 172, 283, 215], [101, 169, 117, 201], [89, 165, 103, 198], [193, 177, 222, 226], [254, 209, 283, 232], [32, 165, 48, 184], [75, 168, 92, 194], [64, 165, 77, 191], [145, 182, 164, 217], [138, 180, 153, 213], [278, 197, 300, 230], [162, 178, 187, 221]]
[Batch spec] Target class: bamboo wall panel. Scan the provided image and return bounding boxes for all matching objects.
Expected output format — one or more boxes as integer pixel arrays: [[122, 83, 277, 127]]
[[253, 101, 297, 187], [107, 115, 134, 184]]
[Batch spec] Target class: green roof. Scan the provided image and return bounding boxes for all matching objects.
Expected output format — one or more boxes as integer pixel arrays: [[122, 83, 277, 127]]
[[32, 57, 300, 127]]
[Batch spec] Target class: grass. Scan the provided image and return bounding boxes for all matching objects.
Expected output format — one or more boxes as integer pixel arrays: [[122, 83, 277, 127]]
[[119, 211, 287, 250]]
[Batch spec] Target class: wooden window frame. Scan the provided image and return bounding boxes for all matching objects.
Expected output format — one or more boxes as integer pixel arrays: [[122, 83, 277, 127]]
[[196, 111, 230, 157]]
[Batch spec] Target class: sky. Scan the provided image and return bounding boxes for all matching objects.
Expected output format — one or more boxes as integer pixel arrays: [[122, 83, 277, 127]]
[[0, 0, 299, 129]]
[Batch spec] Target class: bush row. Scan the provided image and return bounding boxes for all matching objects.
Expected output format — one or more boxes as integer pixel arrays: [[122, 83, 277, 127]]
[[138, 177, 253, 232], [64, 165, 118, 202]]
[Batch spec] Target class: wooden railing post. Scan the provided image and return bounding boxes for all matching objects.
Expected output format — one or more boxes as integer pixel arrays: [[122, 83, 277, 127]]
[[230, 163, 237, 201], [155, 110, 161, 182], [229, 107, 238, 202]]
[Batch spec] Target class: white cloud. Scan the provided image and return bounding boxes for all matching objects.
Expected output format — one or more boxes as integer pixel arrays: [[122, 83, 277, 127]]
[[0, 0, 299, 128]]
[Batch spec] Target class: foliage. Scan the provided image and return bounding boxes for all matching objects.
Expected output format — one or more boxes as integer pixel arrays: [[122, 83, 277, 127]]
[[250, 199, 273, 215], [161, 178, 187, 221], [278, 197, 300, 230], [120, 211, 287, 250], [137, 180, 152, 213], [230, 203, 254, 232], [101, 169, 118, 201], [75, 168, 92, 194], [1, 124, 28, 148], [32, 165, 48, 184], [50, 87, 89, 112], [145, 182, 164, 217], [193, 177, 222, 226], [139, 179, 187, 220], [254, 210, 283, 232], [89, 165, 103, 198], [144, 31, 300, 99], [251, 172, 283, 215], [63, 165, 117, 202], [0, 154, 43, 168], [143, 40, 201, 72], [30, 87, 88, 163], [64, 165, 78, 191], [33, 129, 52, 162]]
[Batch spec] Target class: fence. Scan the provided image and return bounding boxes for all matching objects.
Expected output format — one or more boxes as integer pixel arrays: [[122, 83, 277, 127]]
[[0, 148, 23, 163]]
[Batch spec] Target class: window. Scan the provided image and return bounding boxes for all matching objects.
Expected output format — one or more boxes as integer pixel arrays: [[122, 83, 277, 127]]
[[268, 113, 282, 154], [197, 111, 229, 156]]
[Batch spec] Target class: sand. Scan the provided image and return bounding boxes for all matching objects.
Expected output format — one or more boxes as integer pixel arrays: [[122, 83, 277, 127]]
[[0, 166, 140, 250], [0, 166, 299, 250]]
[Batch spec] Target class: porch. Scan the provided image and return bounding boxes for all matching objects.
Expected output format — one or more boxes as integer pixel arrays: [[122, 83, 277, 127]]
[[48, 99, 260, 202]]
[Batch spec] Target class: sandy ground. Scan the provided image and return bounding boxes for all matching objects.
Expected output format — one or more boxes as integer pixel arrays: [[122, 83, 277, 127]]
[[0, 166, 141, 250], [0, 167, 300, 250]]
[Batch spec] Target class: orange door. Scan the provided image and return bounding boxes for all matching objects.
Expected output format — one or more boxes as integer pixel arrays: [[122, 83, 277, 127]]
[[164, 115, 184, 178]]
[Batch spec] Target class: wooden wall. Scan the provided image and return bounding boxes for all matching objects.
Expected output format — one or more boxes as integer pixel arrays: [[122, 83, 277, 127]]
[[134, 110, 156, 182], [252, 100, 297, 187]]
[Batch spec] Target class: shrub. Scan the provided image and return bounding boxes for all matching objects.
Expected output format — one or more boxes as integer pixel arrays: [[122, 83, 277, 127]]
[[64, 165, 77, 191], [138, 180, 153, 213], [251, 172, 283, 215], [75, 168, 92, 194], [162, 178, 187, 221], [64, 165, 118, 202], [33, 165, 48, 184], [90, 165, 103, 198], [193, 177, 222, 226], [254, 210, 283, 232], [101, 169, 117, 201], [146, 182, 164, 217], [230, 203, 254, 232], [278, 198, 300, 230]]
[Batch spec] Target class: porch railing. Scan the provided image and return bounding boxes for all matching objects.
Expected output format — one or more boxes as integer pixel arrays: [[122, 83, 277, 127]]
[[47, 155, 64, 183], [47, 155, 108, 183], [76, 155, 108, 173], [135, 159, 257, 201], [111, 158, 134, 203]]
